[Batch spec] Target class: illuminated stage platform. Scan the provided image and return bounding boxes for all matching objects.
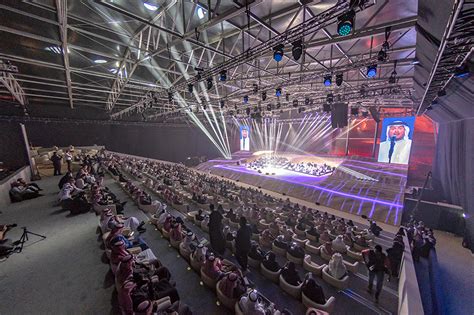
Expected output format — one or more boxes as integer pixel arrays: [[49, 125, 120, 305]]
[[196, 152, 408, 226]]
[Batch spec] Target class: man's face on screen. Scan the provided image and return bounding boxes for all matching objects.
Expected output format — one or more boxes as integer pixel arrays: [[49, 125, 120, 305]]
[[388, 125, 405, 140], [242, 129, 248, 138]]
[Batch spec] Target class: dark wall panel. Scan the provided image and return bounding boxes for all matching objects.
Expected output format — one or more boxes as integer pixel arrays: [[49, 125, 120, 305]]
[[0, 122, 29, 170]]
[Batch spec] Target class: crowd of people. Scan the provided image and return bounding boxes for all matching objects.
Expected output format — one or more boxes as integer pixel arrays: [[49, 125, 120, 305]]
[[9, 178, 43, 202], [246, 155, 335, 177]]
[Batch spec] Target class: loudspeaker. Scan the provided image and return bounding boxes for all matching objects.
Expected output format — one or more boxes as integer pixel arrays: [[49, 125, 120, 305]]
[[323, 103, 331, 112], [331, 102, 348, 128], [369, 106, 380, 123]]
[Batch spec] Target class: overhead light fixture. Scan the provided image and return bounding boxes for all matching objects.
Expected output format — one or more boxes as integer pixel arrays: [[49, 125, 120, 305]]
[[188, 83, 193, 93], [219, 70, 227, 81], [292, 40, 303, 61], [206, 77, 213, 90], [197, 6, 206, 19], [351, 106, 359, 116], [454, 64, 470, 78], [367, 65, 377, 78], [275, 87, 282, 97], [94, 59, 107, 64], [261, 91, 267, 101], [326, 93, 334, 103], [337, 10, 355, 36], [285, 93, 290, 102], [266, 103, 272, 111], [253, 83, 259, 94], [243, 95, 249, 104], [276, 102, 281, 109], [168, 91, 173, 102], [293, 99, 298, 107], [388, 70, 397, 84], [273, 44, 284, 62], [143, 2, 159, 11], [220, 100, 225, 108], [305, 97, 310, 105], [377, 49, 387, 62], [245, 107, 251, 115], [324, 74, 332, 86], [335, 73, 343, 86]]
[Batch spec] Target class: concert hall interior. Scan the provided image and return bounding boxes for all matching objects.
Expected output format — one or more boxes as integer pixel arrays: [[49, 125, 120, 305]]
[[0, 1, 472, 315]]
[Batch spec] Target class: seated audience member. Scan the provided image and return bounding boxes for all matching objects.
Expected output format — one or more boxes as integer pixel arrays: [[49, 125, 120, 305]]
[[248, 243, 265, 262], [58, 172, 73, 189], [138, 192, 152, 206], [170, 222, 184, 243], [281, 261, 301, 286], [302, 274, 326, 305], [262, 252, 280, 272], [110, 240, 130, 273], [287, 242, 305, 259], [192, 244, 207, 263], [117, 280, 135, 315], [195, 209, 204, 223], [16, 178, 42, 192], [239, 291, 266, 315], [10, 182, 42, 202], [218, 271, 246, 300], [181, 232, 195, 252], [319, 231, 331, 243], [0, 224, 17, 257], [306, 226, 320, 241], [332, 235, 347, 253], [321, 241, 334, 257], [116, 254, 134, 290], [328, 253, 347, 280], [343, 232, 354, 247], [259, 229, 273, 247], [273, 235, 288, 250], [355, 235, 369, 248], [369, 220, 383, 237], [202, 255, 224, 280]]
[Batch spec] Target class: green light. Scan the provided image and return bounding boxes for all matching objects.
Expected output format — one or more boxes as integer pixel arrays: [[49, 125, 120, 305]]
[[338, 23, 352, 36]]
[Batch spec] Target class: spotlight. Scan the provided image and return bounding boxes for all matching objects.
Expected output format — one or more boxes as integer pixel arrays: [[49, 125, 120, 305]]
[[243, 95, 249, 104], [253, 83, 259, 94], [273, 44, 284, 62], [337, 10, 355, 36], [378, 49, 387, 62], [454, 64, 470, 78], [168, 91, 173, 102], [219, 70, 227, 82], [305, 97, 310, 105], [293, 99, 298, 107], [367, 65, 377, 78], [261, 91, 267, 101], [188, 83, 193, 93], [324, 74, 332, 86], [207, 77, 213, 90], [362, 110, 369, 118], [292, 40, 303, 61], [285, 93, 290, 102], [266, 103, 272, 111], [276, 102, 281, 109], [437, 89, 446, 97], [202, 103, 207, 110], [220, 100, 225, 108], [245, 107, 251, 115], [388, 70, 397, 84], [323, 103, 331, 112], [275, 87, 282, 97], [351, 106, 359, 116], [326, 93, 334, 103], [335, 73, 343, 86]]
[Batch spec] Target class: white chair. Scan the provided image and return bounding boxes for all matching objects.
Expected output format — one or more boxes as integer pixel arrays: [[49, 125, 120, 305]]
[[322, 266, 349, 290], [319, 248, 332, 262], [190, 252, 203, 272], [248, 256, 261, 269], [347, 247, 363, 261], [292, 235, 307, 247], [252, 232, 260, 241], [305, 240, 321, 255], [294, 228, 306, 237], [259, 236, 273, 248], [302, 292, 336, 314], [343, 260, 359, 274], [200, 268, 217, 290], [258, 219, 270, 230], [272, 242, 287, 256], [179, 243, 191, 261], [161, 228, 170, 239], [260, 263, 280, 283], [353, 243, 370, 252], [306, 233, 318, 242], [150, 214, 159, 226], [279, 275, 303, 299], [139, 203, 157, 214], [170, 236, 182, 249], [303, 255, 325, 277], [216, 280, 239, 310], [286, 251, 304, 265]]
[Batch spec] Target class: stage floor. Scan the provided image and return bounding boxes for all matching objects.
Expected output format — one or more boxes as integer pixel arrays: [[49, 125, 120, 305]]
[[196, 153, 408, 226]]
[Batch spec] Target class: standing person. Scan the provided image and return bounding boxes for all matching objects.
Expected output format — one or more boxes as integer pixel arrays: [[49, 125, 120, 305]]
[[65, 150, 73, 172], [235, 216, 252, 272], [363, 245, 387, 303], [208, 204, 226, 255], [50, 151, 62, 176]]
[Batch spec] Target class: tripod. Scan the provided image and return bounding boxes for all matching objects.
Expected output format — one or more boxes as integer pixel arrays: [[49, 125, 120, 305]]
[[14, 227, 46, 253]]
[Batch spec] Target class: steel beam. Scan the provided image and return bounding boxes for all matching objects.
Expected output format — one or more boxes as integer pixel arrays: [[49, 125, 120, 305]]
[[0, 71, 28, 106], [55, 0, 74, 108]]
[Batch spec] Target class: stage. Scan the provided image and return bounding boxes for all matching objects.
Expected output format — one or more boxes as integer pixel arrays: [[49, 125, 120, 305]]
[[196, 152, 408, 226]]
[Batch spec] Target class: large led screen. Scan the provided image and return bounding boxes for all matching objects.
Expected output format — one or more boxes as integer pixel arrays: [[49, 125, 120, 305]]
[[377, 116, 415, 165], [240, 126, 250, 151]]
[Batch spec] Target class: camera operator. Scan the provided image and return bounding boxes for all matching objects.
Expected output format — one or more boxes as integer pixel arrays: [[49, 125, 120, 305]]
[[0, 224, 17, 258]]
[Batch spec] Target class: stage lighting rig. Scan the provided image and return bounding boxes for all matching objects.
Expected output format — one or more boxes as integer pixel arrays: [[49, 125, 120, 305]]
[[388, 70, 398, 84], [253, 83, 259, 94], [276, 102, 281, 109], [337, 10, 355, 36], [168, 91, 173, 102], [323, 103, 331, 112], [298, 107, 306, 113], [293, 99, 299, 107], [285, 93, 290, 102], [206, 77, 213, 90], [292, 40, 303, 61], [273, 44, 284, 62], [305, 97, 310, 105], [275, 87, 282, 97], [335, 73, 343, 86], [188, 83, 193, 93], [219, 70, 227, 81], [0, 60, 18, 73], [324, 74, 332, 86], [454, 63, 470, 78], [367, 65, 377, 78], [220, 100, 225, 108], [243, 95, 249, 104], [351, 106, 359, 116], [262, 91, 267, 101], [267, 103, 272, 111], [326, 93, 334, 103]]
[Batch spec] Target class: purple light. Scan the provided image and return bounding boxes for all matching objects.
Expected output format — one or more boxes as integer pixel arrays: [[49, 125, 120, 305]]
[[213, 165, 403, 208], [342, 163, 407, 178]]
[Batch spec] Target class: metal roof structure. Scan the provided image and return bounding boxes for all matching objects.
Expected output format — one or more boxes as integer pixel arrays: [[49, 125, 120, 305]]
[[0, 0, 425, 123]]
